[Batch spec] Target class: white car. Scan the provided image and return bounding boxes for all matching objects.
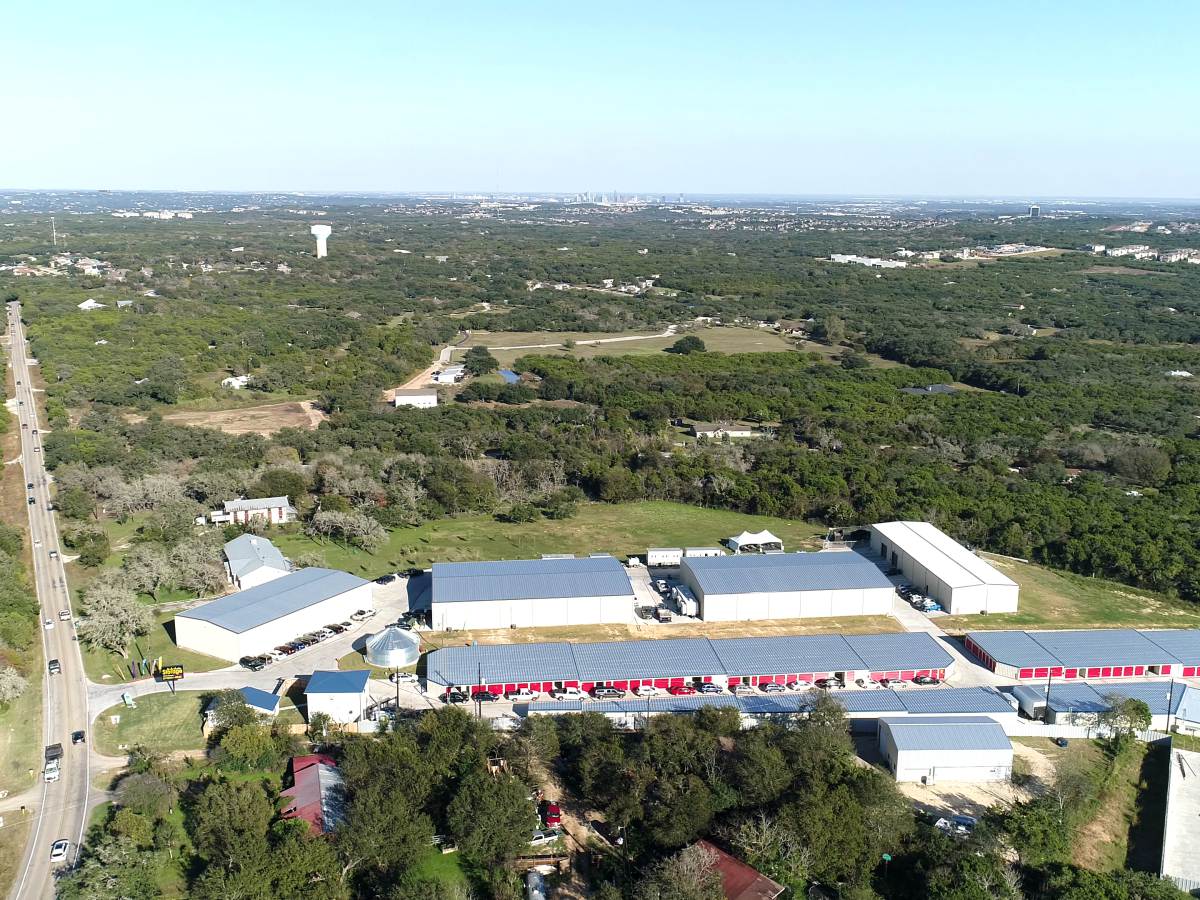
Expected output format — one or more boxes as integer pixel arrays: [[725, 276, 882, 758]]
[[552, 687, 584, 701], [49, 839, 69, 863], [265, 649, 286, 662], [389, 672, 418, 684], [634, 685, 662, 698], [58, 609, 71, 621], [505, 687, 539, 701], [316, 628, 336, 640], [43, 618, 53, 630]]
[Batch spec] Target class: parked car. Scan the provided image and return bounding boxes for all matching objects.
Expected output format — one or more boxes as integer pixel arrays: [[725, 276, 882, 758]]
[[315, 627, 336, 640], [668, 685, 696, 696], [240, 656, 266, 671], [324, 623, 346, 634], [950, 815, 978, 835], [395, 619, 414, 630], [48, 550, 58, 559], [815, 678, 843, 689], [505, 687, 539, 701], [49, 839, 69, 864], [877, 678, 891, 688], [731, 683, 756, 695], [529, 828, 562, 847], [696, 682, 723, 694], [592, 685, 623, 699], [389, 672, 418, 684], [27, 496, 35, 505], [287, 640, 307, 651], [760, 682, 786, 693], [352, 609, 377, 621], [339, 621, 353, 630], [634, 684, 662, 698], [374, 573, 397, 585], [1054, 737, 1070, 748], [913, 675, 939, 686], [264, 649, 285, 662], [275, 644, 298, 656], [43, 618, 53, 630], [473, 690, 500, 702], [552, 686, 584, 700], [542, 801, 562, 828], [71, 731, 85, 745], [855, 678, 867, 688], [634, 606, 656, 620], [443, 690, 469, 704]]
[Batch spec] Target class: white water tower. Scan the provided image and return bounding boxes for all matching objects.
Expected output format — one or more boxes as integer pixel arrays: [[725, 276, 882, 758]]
[[310, 223, 332, 258]]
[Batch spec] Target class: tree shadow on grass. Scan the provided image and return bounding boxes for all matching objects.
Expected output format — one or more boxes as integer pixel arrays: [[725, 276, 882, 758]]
[[1124, 742, 1169, 872]]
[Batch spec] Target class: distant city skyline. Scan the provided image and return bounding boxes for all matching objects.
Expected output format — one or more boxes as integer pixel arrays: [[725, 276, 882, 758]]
[[4, 1, 1199, 198]]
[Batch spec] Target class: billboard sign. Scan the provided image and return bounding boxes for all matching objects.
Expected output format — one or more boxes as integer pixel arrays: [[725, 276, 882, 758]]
[[159, 664, 185, 682]]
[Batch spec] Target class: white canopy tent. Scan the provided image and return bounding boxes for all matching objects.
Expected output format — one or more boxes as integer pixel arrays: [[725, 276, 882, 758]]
[[726, 530, 784, 554]]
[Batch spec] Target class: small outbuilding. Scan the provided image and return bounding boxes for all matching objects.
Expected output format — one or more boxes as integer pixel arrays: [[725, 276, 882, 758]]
[[392, 388, 438, 409], [223, 534, 290, 590], [305, 669, 371, 725], [879, 715, 1013, 784]]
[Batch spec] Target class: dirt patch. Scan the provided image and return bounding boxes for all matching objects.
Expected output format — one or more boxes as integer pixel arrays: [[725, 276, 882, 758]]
[[1077, 265, 1168, 277], [159, 401, 326, 435]]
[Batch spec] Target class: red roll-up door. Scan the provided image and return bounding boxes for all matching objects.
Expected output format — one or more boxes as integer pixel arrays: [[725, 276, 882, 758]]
[[1184, 667, 1197, 678], [505, 684, 516, 693], [798, 673, 813, 682], [1101, 667, 1111, 678], [1087, 668, 1100, 678], [1050, 667, 1063, 677], [729, 676, 741, 686], [1122, 667, 1133, 677], [613, 681, 628, 690], [670, 677, 684, 688], [1134, 666, 1144, 676], [654, 678, 669, 688], [1018, 669, 1033, 679], [1064, 669, 1077, 680], [1162, 665, 1173, 675], [566, 680, 579, 688], [901, 671, 914, 681], [1034, 668, 1048, 679], [702, 676, 713, 683], [581, 682, 594, 691]]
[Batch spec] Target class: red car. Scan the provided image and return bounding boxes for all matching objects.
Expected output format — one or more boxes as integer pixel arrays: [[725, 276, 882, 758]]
[[542, 801, 562, 828], [667, 685, 696, 696]]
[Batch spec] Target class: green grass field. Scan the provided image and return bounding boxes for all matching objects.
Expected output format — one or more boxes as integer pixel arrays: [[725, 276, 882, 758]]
[[82, 611, 229, 685], [942, 554, 1200, 632], [93, 691, 208, 756], [408, 846, 468, 886], [0, 658, 43, 794], [273, 500, 825, 579], [450, 326, 799, 367]]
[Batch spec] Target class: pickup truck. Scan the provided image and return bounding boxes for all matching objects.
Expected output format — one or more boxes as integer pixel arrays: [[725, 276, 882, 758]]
[[44, 743, 63, 783]]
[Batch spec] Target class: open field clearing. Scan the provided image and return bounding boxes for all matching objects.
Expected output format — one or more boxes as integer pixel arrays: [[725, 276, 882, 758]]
[[93, 691, 208, 756], [158, 400, 326, 434], [273, 500, 826, 579], [942, 554, 1200, 631]]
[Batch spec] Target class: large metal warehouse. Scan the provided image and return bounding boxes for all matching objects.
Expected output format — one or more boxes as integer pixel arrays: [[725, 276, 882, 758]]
[[879, 716, 1013, 784], [965, 628, 1193, 681], [424, 631, 953, 694], [869, 521, 1019, 615], [678, 551, 895, 621], [429, 555, 635, 630], [174, 568, 372, 661]]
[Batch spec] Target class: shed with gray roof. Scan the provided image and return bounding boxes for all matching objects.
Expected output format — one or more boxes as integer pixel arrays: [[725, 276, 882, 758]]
[[879, 716, 1013, 783], [223, 534, 290, 590], [430, 556, 635, 630], [174, 568, 373, 661], [679, 551, 895, 621]]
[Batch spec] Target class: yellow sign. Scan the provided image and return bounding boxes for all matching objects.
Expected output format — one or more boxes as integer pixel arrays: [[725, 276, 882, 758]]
[[160, 665, 185, 682]]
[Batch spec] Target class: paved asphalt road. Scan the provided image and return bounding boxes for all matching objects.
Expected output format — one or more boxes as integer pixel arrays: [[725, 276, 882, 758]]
[[7, 303, 94, 900]]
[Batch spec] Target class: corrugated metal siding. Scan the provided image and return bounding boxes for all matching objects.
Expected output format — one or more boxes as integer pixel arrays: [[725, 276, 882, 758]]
[[966, 630, 1058, 668], [682, 551, 893, 596], [899, 687, 1014, 715], [872, 521, 1016, 589], [1031, 629, 1178, 669], [711, 635, 861, 675], [827, 689, 906, 713], [844, 633, 953, 671], [432, 556, 634, 603], [176, 568, 368, 633], [880, 716, 1011, 751], [573, 638, 724, 681], [1141, 630, 1200, 664], [425, 641, 581, 686]]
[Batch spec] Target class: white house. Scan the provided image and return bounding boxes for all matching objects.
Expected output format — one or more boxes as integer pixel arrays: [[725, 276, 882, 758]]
[[392, 388, 438, 409], [869, 521, 1019, 615], [692, 423, 754, 439], [221, 374, 253, 390], [432, 365, 466, 385], [878, 716, 1013, 784], [223, 534, 291, 590], [210, 496, 297, 526], [305, 670, 371, 725], [174, 568, 372, 661]]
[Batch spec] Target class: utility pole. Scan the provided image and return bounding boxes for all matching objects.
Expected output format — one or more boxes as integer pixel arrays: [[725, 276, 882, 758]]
[[1167, 677, 1176, 734], [1043, 670, 1054, 723]]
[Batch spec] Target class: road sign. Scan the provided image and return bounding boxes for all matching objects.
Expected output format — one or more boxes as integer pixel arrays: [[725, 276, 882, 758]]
[[159, 664, 185, 682]]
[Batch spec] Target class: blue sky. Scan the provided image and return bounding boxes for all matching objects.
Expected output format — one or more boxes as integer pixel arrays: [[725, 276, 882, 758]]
[[3, 0, 1198, 196]]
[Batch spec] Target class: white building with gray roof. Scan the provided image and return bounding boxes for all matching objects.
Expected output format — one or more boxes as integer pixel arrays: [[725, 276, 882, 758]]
[[879, 715, 1013, 784], [430, 555, 635, 630], [209, 495, 297, 526], [223, 534, 291, 590], [174, 568, 372, 661]]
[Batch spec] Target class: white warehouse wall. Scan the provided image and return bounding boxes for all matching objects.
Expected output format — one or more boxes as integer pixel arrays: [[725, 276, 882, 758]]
[[175, 582, 373, 660], [696, 587, 894, 622], [431, 594, 631, 631], [869, 528, 1018, 615], [233, 566, 291, 591], [307, 689, 369, 724]]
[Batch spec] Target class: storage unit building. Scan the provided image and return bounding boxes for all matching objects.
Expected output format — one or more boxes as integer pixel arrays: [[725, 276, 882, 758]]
[[424, 631, 954, 694], [305, 669, 371, 725], [965, 628, 1186, 681], [392, 388, 438, 409], [430, 555, 635, 630], [174, 568, 372, 661], [879, 716, 1013, 784], [223, 534, 290, 590], [869, 521, 1018, 615], [646, 548, 683, 566], [680, 551, 895, 621], [1008, 681, 1189, 729]]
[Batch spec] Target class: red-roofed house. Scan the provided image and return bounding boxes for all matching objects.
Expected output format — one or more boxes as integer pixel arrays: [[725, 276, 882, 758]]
[[695, 840, 785, 900], [280, 754, 346, 835]]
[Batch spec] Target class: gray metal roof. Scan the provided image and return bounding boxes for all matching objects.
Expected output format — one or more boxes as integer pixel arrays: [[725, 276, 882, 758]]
[[966, 630, 1054, 668], [682, 551, 893, 596], [425, 632, 955, 689], [880, 716, 1012, 752], [711, 635, 861, 675], [572, 638, 725, 682], [223, 534, 289, 580], [431, 555, 634, 603], [176, 568, 369, 634], [1029, 629, 1179, 669], [1087, 681, 1188, 716], [826, 689, 906, 713], [223, 495, 296, 512], [898, 687, 1015, 715], [425, 641, 581, 687], [525, 700, 583, 713], [968, 628, 1191, 670], [1018, 682, 1188, 716], [583, 694, 741, 714], [1142, 630, 1200, 664], [843, 633, 954, 671], [737, 691, 822, 714], [364, 626, 421, 668]]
